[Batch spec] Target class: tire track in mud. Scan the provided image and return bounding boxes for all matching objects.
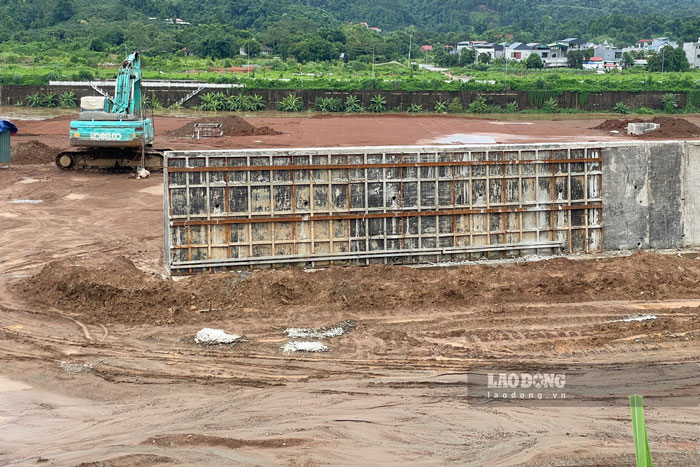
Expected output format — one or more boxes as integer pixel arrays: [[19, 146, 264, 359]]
[[1, 297, 698, 388]]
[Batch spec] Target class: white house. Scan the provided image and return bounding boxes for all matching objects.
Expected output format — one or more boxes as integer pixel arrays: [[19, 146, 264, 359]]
[[506, 42, 532, 61], [684, 38, 700, 68], [473, 43, 505, 60]]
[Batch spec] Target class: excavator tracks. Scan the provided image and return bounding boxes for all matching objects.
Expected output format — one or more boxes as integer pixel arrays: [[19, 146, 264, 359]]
[[55, 147, 170, 173]]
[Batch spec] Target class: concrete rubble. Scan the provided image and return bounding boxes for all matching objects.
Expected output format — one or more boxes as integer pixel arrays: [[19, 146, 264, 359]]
[[281, 341, 330, 353], [194, 328, 241, 345], [283, 320, 356, 339]]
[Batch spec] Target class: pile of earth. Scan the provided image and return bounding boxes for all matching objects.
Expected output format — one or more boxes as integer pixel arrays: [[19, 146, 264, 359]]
[[593, 117, 700, 138], [15, 251, 700, 326], [168, 116, 281, 137], [11, 141, 61, 164]]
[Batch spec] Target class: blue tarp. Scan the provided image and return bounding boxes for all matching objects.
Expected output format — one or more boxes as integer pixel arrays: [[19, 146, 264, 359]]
[[0, 120, 18, 135]]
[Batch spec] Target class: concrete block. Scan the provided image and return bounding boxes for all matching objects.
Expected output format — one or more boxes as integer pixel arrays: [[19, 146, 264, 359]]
[[627, 122, 660, 135]]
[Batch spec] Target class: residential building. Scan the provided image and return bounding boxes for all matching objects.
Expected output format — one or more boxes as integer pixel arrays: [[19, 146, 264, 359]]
[[582, 56, 621, 71], [474, 43, 505, 60], [420, 45, 434, 52], [684, 38, 700, 68], [506, 42, 531, 61], [559, 38, 587, 50], [649, 37, 678, 52], [594, 41, 622, 62], [633, 37, 679, 52]]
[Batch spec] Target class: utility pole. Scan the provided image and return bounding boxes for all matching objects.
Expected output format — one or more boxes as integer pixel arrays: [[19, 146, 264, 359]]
[[408, 34, 412, 66], [372, 47, 375, 79], [247, 42, 250, 78], [661, 47, 665, 78]]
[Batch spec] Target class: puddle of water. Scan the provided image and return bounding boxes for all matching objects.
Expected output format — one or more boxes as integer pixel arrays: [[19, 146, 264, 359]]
[[64, 193, 86, 200], [10, 199, 43, 204], [431, 134, 497, 144], [487, 121, 533, 126]]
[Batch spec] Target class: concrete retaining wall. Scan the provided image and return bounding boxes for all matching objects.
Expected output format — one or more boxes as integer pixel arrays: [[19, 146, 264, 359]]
[[602, 141, 698, 251], [162, 141, 700, 273]]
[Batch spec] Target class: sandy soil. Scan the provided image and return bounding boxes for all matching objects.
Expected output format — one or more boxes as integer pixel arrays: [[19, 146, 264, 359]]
[[1, 112, 700, 466]]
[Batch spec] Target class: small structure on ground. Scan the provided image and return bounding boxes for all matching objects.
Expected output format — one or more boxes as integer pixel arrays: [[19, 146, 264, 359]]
[[628, 122, 660, 135]]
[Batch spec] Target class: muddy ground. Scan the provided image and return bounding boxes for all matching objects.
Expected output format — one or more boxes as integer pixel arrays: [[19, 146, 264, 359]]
[[1, 111, 700, 466]]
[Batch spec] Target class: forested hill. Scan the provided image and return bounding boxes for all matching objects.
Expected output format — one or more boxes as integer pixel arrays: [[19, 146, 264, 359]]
[[296, 0, 700, 33], [3, 0, 700, 47]]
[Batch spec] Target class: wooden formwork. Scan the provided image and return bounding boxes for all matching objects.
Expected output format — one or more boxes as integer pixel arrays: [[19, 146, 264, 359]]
[[163, 144, 603, 274]]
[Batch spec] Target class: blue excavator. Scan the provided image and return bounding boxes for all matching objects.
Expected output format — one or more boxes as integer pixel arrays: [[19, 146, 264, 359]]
[[55, 51, 166, 171]]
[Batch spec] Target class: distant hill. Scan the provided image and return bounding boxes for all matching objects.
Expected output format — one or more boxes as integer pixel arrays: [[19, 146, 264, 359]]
[[3, 0, 700, 48]]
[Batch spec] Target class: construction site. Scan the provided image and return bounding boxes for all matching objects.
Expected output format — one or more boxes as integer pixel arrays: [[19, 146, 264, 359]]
[[2, 107, 700, 466]]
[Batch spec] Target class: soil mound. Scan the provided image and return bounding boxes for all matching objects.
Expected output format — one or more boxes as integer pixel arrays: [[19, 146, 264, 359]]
[[15, 252, 700, 326], [168, 115, 281, 138], [593, 117, 700, 138], [11, 140, 61, 164]]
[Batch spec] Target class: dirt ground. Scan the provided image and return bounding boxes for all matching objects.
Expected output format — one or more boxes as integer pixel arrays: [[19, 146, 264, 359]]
[[10, 110, 700, 157], [1, 110, 700, 466]]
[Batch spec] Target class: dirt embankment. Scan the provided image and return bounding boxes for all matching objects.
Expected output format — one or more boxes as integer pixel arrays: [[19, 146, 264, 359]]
[[15, 252, 700, 326], [10, 141, 61, 164], [167, 115, 281, 138], [593, 117, 700, 138]]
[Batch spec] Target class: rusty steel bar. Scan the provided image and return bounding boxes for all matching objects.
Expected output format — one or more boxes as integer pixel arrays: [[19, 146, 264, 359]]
[[166, 157, 602, 173]]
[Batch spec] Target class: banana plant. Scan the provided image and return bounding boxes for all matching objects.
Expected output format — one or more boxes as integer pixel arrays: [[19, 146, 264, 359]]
[[369, 94, 387, 113], [278, 93, 303, 112]]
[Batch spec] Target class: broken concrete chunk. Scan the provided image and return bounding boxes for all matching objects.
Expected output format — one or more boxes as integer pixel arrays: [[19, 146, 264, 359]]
[[194, 328, 241, 345], [283, 320, 356, 339], [281, 341, 330, 353]]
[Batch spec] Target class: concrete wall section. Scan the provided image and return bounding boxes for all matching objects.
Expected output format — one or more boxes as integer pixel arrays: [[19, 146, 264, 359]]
[[602, 145, 650, 250], [682, 142, 700, 247], [648, 143, 684, 249], [603, 141, 688, 251]]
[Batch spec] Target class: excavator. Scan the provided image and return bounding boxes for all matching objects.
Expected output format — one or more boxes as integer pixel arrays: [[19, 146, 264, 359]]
[[55, 51, 166, 171]]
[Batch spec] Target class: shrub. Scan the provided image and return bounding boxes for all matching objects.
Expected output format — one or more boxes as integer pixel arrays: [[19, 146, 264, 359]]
[[662, 93, 678, 113], [636, 107, 655, 114], [613, 102, 630, 114], [468, 96, 487, 113], [434, 100, 447, 113], [58, 92, 76, 108], [199, 92, 224, 111], [542, 97, 558, 113], [315, 97, 343, 112], [25, 92, 42, 107], [344, 95, 362, 113], [40, 92, 56, 108], [246, 94, 265, 111], [278, 93, 303, 112], [505, 100, 518, 112], [369, 94, 387, 113], [447, 97, 463, 113], [407, 103, 423, 113]]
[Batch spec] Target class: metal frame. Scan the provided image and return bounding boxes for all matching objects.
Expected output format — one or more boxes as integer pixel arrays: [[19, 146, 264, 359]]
[[163, 144, 604, 274]]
